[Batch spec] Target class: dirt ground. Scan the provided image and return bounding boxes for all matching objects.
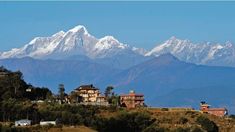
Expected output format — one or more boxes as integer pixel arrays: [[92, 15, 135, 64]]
[[48, 126, 97, 132]]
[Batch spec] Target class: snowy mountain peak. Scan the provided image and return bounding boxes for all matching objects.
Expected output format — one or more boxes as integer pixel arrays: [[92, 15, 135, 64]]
[[0, 25, 141, 60], [146, 37, 235, 67], [68, 25, 88, 34], [92, 36, 129, 58], [52, 31, 65, 37], [166, 36, 190, 44], [97, 36, 128, 49], [169, 36, 177, 40], [2, 24, 235, 68], [100, 36, 118, 42]]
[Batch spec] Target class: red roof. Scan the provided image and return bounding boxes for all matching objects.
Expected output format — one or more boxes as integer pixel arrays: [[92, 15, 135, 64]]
[[120, 93, 144, 97], [208, 108, 227, 111]]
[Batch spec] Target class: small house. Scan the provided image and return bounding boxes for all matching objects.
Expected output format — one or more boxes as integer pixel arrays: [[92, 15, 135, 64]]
[[15, 119, 31, 126], [40, 121, 57, 126], [200, 101, 228, 117]]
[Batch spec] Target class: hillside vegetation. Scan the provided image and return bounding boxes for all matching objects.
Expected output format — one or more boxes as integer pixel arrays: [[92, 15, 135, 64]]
[[1, 67, 235, 132]]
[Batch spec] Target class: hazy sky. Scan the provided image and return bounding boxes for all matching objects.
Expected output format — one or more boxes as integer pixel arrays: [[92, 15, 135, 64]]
[[1, 1, 235, 51]]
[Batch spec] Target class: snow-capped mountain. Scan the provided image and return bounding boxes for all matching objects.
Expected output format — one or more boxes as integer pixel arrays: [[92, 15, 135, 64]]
[[146, 36, 235, 67], [0, 25, 142, 60], [1, 25, 235, 68]]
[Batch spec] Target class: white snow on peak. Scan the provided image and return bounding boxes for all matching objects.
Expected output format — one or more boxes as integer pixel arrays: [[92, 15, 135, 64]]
[[96, 36, 128, 49], [0, 25, 141, 60], [68, 25, 88, 34], [145, 37, 191, 56], [52, 31, 65, 37], [146, 36, 235, 67], [2, 25, 235, 68]]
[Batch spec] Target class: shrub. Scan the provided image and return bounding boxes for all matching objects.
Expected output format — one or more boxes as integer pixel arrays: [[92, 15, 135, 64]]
[[161, 108, 169, 111], [185, 111, 197, 118], [94, 112, 156, 132], [173, 127, 190, 132], [143, 125, 166, 132], [191, 126, 204, 132], [178, 117, 188, 124], [196, 116, 218, 132], [229, 114, 235, 119]]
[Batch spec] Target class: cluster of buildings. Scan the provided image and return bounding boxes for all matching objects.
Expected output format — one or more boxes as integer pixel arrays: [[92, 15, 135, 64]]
[[71, 84, 145, 109], [14, 85, 229, 127], [69, 84, 228, 117]]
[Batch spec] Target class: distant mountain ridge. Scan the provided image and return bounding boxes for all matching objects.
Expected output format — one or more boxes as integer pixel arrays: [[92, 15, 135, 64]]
[[1, 54, 235, 113], [146, 36, 235, 67], [1, 25, 235, 68]]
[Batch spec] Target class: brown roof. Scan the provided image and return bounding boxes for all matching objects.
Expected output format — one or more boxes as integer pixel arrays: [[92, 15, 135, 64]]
[[75, 84, 99, 91], [97, 96, 105, 98]]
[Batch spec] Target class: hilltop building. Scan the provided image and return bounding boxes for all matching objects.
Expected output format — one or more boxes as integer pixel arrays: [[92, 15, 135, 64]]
[[74, 84, 100, 102], [200, 101, 228, 117], [74, 84, 108, 105], [120, 90, 144, 108]]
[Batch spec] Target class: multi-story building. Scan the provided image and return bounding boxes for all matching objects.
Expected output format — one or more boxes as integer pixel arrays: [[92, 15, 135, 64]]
[[74, 84, 101, 102], [200, 101, 228, 117], [120, 90, 144, 108]]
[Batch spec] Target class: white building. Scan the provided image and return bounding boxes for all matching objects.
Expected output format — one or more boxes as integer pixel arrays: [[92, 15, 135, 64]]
[[40, 121, 56, 126], [15, 119, 31, 126]]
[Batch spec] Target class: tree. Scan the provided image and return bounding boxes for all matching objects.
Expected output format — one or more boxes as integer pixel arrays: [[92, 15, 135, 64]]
[[58, 84, 65, 103], [104, 86, 120, 106], [0, 68, 28, 100], [94, 112, 156, 132], [70, 91, 83, 103], [104, 86, 114, 98]]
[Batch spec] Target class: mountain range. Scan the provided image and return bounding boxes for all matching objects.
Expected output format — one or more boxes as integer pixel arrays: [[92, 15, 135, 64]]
[[1, 25, 235, 113], [146, 36, 235, 67], [1, 25, 235, 68]]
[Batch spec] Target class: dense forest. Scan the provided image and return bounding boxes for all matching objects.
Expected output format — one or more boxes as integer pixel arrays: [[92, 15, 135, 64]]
[[0, 66, 52, 122]]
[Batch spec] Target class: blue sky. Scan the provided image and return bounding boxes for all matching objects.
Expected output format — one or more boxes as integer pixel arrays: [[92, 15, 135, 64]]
[[0, 1, 235, 51]]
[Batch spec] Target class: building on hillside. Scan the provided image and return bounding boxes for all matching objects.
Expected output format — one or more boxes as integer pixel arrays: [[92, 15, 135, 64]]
[[96, 96, 106, 103], [0, 67, 11, 77], [200, 101, 228, 117], [0, 71, 9, 77], [74, 84, 108, 105], [15, 119, 31, 126], [120, 90, 144, 108], [74, 84, 100, 102], [40, 120, 57, 126]]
